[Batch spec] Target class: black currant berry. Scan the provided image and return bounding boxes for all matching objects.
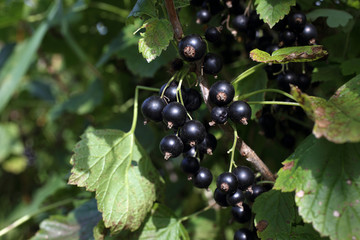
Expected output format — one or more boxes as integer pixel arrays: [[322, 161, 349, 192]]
[[182, 144, 197, 158], [277, 70, 298, 92], [279, 30, 296, 46], [288, 12, 307, 33], [232, 166, 255, 191], [249, 185, 267, 202], [232, 203, 252, 223], [229, 101, 252, 125], [298, 23, 318, 45], [159, 134, 184, 160], [181, 156, 200, 175], [203, 53, 223, 75], [210, 106, 228, 125], [184, 88, 202, 112], [232, 15, 248, 32], [209, 81, 235, 106], [141, 96, 166, 122], [226, 189, 245, 207], [272, 16, 288, 32], [196, 9, 211, 24], [234, 228, 254, 240], [214, 188, 229, 207], [193, 167, 213, 188], [178, 34, 206, 62], [162, 102, 187, 129], [205, 27, 221, 43], [265, 44, 280, 54], [180, 120, 206, 146], [159, 81, 186, 103], [297, 73, 311, 91], [216, 172, 238, 193], [198, 133, 217, 155]]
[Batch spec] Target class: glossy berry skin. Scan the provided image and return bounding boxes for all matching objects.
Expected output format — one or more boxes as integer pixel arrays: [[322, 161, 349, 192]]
[[209, 81, 235, 106], [249, 185, 267, 202], [211, 106, 228, 124], [182, 144, 197, 158], [229, 101, 252, 125], [181, 156, 200, 175], [214, 188, 229, 207], [196, 9, 211, 24], [227, 189, 245, 206], [205, 27, 221, 43], [178, 34, 206, 62], [232, 15, 248, 32], [288, 12, 307, 33], [297, 74, 311, 91], [198, 133, 217, 155], [232, 203, 252, 223], [298, 23, 318, 45], [159, 135, 184, 160], [184, 88, 202, 112], [180, 120, 206, 146], [234, 228, 254, 240], [141, 96, 166, 122], [159, 81, 186, 103], [232, 166, 255, 191], [203, 53, 223, 75], [162, 102, 187, 129], [279, 30, 296, 46], [277, 70, 298, 92], [193, 167, 213, 188], [216, 172, 238, 193]]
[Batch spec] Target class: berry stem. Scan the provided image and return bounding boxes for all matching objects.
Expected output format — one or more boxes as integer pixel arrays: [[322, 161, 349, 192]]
[[232, 63, 266, 85], [176, 71, 193, 120], [236, 88, 297, 102], [247, 101, 301, 107], [179, 202, 216, 222], [228, 122, 238, 172], [160, 73, 178, 98], [131, 86, 160, 133], [164, 0, 183, 42]]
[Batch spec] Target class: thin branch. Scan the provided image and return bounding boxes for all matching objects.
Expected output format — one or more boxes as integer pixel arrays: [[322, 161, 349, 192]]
[[164, 0, 183, 42]]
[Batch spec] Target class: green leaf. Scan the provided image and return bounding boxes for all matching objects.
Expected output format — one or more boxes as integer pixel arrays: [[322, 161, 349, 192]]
[[250, 46, 328, 64], [340, 58, 360, 76], [274, 135, 360, 240], [253, 190, 295, 240], [307, 9, 353, 28], [254, 0, 296, 28], [128, 0, 157, 22], [31, 199, 101, 240], [0, 1, 60, 113], [138, 18, 173, 63], [0, 1, 28, 28], [68, 129, 164, 233], [0, 123, 24, 163], [290, 224, 326, 240], [312, 64, 343, 83], [174, 0, 190, 8], [291, 74, 360, 143]]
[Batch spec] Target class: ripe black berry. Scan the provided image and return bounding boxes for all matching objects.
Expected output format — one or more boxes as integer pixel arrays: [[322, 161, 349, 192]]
[[180, 120, 206, 146], [181, 156, 200, 175], [277, 70, 298, 92], [279, 30, 296, 46], [226, 189, 245, 207], [205, 27, 221, 43], [159, 134, 184, 160], [210, 106, 228, 125], [232, 203, 252, 223], [216, 172, 238, 193], [229, 101, 252, 125], [184, 88, 202, 112], [234, 228, 254, 240], [232, 15, 248, 32], [298, 23, 318, 45], [249, 185, 267, 202], [203, 53, 223, 75], [178, 34, 206, 62], [214, 188, 229, 207], [209, 81, 235, 106], [182, 144, 197, 158], [193, 167, 213, 188], [162, 102, 187, 129], [196, 9, 211, 24], [198, 133, 217, 155], [297, 73, 311, 91], [232, 166, 255, 191], [159, 81, 186, 103], [141, 96, 166, 122], [288, 12, 307, 33]]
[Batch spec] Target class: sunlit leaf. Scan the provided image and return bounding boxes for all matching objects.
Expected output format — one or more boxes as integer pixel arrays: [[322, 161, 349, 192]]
[[254, 0, 295, 28]]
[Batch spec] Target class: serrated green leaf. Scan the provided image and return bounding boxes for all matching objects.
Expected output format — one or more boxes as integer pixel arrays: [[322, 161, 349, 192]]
[[253, 190, 295, 240], [291, 74, 360, 143], [254, 0, 295, 28], [127, 0, 157, 22], [31, 199, 101, 240], [250, 45, 328, 64], [290, 224, 327, 240], [274, 135, 360, 240], [68, 129, 163, 233], [0, 123, 24, 163], [340, 58, 360, 76], [307, 9, 353, 28], [174, 0, 190, 8], [138, 18, 173, 62]]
